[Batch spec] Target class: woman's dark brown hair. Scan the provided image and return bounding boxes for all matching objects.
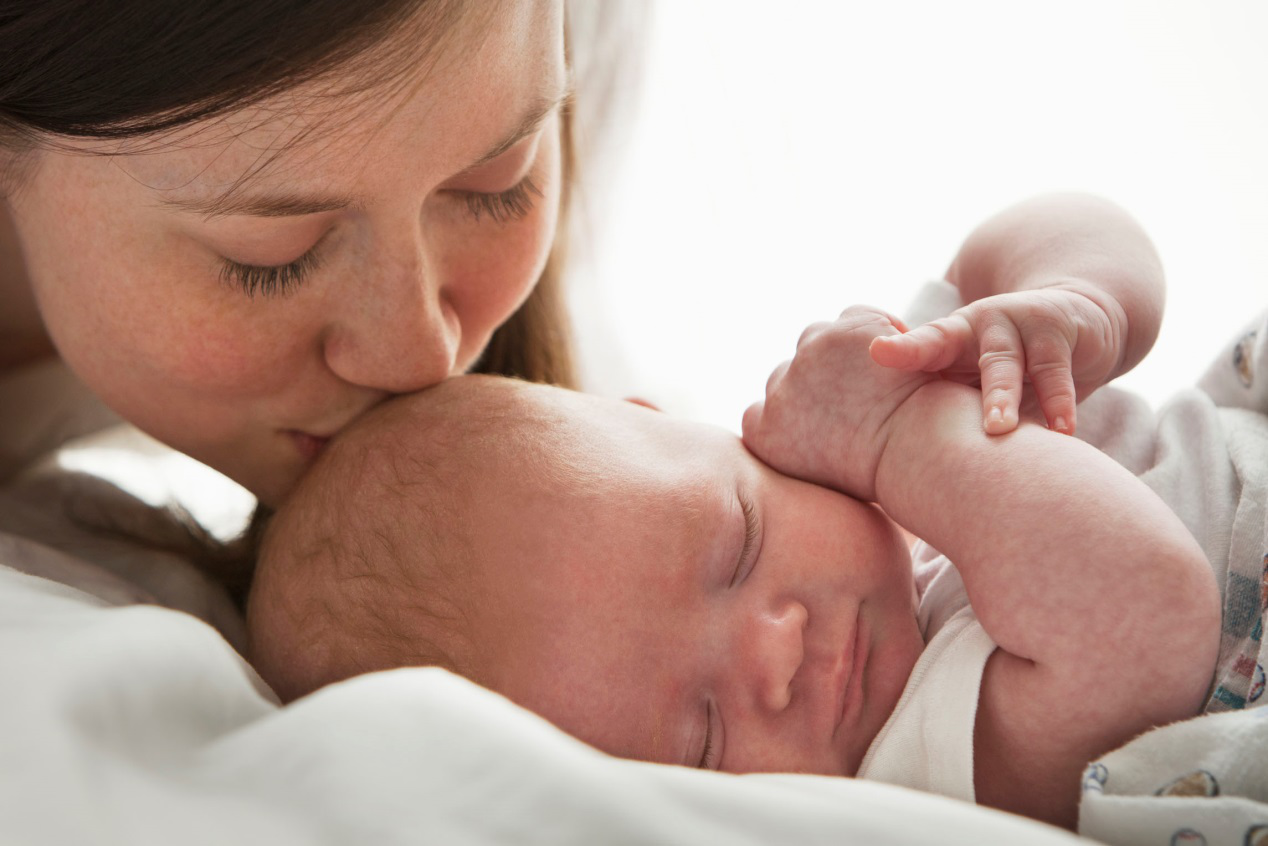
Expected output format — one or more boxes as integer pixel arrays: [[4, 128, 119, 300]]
[[0, 0, 579, 599]]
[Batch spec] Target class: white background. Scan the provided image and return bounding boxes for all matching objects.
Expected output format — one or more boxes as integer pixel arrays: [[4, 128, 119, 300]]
[[576, 1, 1268, 432]]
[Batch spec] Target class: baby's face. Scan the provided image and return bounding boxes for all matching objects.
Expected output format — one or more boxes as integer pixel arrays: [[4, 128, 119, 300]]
[[459, 388, 924, 776]]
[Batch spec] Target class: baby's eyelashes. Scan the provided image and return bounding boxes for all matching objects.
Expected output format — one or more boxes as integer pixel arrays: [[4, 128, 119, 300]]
[[696, 698, 724, 770], [729, 492, 762, 588]]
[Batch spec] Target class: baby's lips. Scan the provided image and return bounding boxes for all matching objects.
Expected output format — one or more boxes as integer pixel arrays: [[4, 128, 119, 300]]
[[287, 430, 331, 461]]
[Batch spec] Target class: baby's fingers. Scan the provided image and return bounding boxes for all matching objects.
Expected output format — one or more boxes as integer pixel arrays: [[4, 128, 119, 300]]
[[869, 316, 973, 372], [977, 318, 1025, 435], [742, 360, 790, 449], [1025, 338, 1078, 435]]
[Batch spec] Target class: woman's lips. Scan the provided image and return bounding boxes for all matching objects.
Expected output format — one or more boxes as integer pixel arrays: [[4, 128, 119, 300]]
[[833, 613, 869, 736], [287, 430, 331, 461]]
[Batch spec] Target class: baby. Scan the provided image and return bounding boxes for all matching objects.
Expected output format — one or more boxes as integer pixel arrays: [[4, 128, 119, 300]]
[[247, 299, 1223, 831]]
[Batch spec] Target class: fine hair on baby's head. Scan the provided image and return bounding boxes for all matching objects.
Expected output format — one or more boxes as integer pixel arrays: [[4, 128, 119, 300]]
[[248, 374, 670, 704], [248, 374, 920, 774], [247, 375, 563, 703]]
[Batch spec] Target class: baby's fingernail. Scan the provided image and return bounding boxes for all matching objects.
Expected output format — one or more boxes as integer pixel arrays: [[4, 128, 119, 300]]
[[985, 404, 1019, 434], [1054, 416, 1069, 434], [985, 406, 1005, 433]]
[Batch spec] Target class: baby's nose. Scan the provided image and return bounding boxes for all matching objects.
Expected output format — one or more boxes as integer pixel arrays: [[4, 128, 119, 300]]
[[749, 600, 808, 712]]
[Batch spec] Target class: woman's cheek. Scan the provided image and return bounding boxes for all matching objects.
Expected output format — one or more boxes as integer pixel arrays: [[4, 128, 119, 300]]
[[111, 258, 307, 398], [159, 323, 283, 393]]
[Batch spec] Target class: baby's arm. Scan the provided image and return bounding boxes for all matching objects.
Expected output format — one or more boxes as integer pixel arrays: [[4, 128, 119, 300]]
[[876, 379, 1220, 829], [873, 194, 1165, 435], [746, 308, 1218, 828], [947, 193, 1164, 375]]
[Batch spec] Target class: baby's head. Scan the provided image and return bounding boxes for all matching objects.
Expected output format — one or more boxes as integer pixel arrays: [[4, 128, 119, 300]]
[[248, 375, 923, 775]]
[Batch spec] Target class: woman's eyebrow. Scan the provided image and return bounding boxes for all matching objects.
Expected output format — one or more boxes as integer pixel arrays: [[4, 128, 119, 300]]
[[157, 87, 572, 221], [158, 191, 361, 220]]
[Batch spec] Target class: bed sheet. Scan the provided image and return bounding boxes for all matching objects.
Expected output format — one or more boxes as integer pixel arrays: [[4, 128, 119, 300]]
[[0, 542, 1090, 846]]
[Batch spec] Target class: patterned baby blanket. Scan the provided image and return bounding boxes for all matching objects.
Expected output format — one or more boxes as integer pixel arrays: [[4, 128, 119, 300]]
[[1079, 321, 1268, 846]]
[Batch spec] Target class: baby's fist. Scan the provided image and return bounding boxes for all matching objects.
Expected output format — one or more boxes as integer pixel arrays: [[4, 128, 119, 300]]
[[743, 306, 934, 501]]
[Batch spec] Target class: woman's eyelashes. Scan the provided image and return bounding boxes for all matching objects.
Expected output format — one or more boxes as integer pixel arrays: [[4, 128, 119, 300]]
[[458, 174, 542, 224], [220, 247, 322, 299]]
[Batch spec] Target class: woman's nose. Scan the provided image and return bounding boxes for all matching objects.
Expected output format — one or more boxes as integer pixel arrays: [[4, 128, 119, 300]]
[[741, 600, 808, 713], [321, 248, 460, 393]]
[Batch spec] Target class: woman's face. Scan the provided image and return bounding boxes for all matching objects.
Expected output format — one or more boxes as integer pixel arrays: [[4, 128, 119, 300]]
[[5, 0, 566, 506]]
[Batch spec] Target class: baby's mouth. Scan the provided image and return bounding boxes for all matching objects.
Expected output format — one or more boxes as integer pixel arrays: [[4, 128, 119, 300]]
[[287, 430, 330, 461], [833, 611, 869, 737]]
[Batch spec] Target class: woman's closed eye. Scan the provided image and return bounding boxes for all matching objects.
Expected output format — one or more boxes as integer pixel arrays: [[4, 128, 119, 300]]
[[220, 245, 322, 299], [457, 174, 542, 224], [448, 128, 546, 225]]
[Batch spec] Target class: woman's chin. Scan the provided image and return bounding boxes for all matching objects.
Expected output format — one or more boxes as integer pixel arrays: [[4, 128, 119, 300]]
[[199, 446, 302, 510]]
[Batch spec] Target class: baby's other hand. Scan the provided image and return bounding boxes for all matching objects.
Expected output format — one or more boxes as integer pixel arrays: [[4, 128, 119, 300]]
[[868, 286, 1126, 436], [742, 306, 936, 502]]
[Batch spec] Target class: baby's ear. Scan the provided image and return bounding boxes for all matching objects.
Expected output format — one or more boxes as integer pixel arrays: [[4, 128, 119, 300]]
[[624, 397, 661, 412]]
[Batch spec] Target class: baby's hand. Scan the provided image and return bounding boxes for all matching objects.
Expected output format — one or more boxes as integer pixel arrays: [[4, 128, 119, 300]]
[[742, 306, 937, 502], [868, 286, 1126, 436]]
